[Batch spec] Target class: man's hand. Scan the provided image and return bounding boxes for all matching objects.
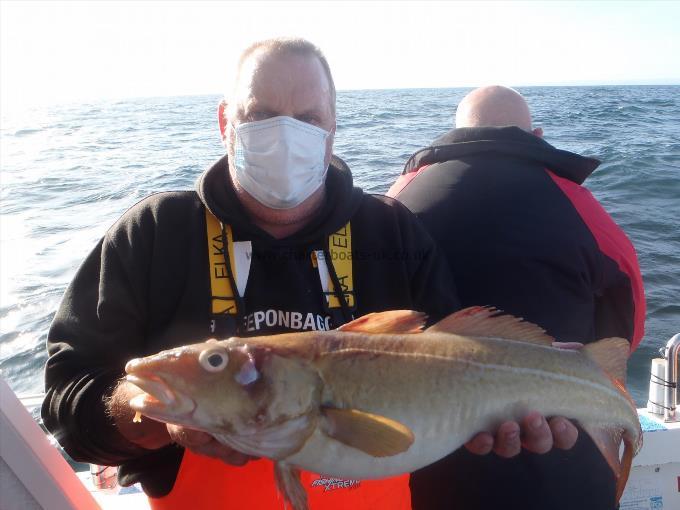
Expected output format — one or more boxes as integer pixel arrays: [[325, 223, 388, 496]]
[[465, 342, 583, 457], [107, 380, 172, 450], [166, 425, 256, 466], [464, 411, 579, 457], [109, 380, 256, 466]]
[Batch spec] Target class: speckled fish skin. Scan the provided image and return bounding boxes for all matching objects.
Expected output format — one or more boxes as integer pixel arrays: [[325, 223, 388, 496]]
[[125, 307, 641, 509]]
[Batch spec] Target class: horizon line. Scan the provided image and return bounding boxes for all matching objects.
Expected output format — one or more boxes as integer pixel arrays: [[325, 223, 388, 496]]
[[2, 82, 679, 114]]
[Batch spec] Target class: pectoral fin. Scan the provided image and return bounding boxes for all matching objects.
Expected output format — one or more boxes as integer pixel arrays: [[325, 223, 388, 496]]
[[274, 462, 307, 510], [337, 310, 427, 334], [321, 406, 414, 457]]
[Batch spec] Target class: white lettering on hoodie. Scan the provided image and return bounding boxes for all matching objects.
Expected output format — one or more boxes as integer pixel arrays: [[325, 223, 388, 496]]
[[243, 310, 332, 332]]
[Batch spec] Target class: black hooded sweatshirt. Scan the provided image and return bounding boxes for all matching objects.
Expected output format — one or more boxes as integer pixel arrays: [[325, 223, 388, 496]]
[[42, 155, 460, 498], [390, 127, 645, 510]]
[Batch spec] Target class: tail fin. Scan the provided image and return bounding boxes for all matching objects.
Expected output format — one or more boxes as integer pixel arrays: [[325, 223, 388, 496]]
[[580, 424, 624, 478], [616, 433, 636, 504], [581, 376, 642, 506]]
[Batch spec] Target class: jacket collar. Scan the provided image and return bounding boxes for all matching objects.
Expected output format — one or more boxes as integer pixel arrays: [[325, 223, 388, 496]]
[[403, 126, 600, 185]]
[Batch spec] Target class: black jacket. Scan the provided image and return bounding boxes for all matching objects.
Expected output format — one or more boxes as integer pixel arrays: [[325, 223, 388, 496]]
[[42, 155, 460, 497], [392, 127, 645, 510], [392, 126, 644, 346]]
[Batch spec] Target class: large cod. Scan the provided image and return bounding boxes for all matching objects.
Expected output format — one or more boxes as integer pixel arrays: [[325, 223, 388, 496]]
[[126, 307, 642, 509]]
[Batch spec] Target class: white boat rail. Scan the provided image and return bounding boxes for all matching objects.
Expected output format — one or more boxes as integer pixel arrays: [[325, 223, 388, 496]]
[[0, 377, 100, 510], [4, 382, 149, 510]]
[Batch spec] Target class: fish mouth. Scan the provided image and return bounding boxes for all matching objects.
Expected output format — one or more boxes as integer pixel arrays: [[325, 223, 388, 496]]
[[126, 374, 196, 424]]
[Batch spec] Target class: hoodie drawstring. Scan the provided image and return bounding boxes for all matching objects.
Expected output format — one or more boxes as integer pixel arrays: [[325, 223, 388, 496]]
[[322, 244, 354, 326]]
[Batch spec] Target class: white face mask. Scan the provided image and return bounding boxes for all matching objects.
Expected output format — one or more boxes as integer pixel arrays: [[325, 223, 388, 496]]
[[232, 116, 330, 209]]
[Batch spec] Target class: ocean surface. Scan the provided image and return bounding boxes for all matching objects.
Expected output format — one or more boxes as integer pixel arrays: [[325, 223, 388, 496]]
[[1, 86, 679, 407]]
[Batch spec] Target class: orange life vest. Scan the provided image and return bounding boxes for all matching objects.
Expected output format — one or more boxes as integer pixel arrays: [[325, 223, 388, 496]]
[[148, 449, 412, 510]]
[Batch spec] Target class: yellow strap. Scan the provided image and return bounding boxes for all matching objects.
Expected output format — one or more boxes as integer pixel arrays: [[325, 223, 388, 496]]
[[207, 207, 354, 314], [205, 209, 239, 315], [326, 222, 355, 309]]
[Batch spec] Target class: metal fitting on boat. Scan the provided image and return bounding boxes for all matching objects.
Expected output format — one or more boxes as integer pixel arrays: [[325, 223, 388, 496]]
[[90, 464, 118, 490], [663, 333, 680, 422]]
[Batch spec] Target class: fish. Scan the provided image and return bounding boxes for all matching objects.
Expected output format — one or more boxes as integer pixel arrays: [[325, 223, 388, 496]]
[[125, 306, 642, 510]]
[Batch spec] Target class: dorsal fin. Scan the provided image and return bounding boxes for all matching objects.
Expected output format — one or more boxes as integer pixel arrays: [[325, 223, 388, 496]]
[[337, 310, 427, 334], [583, 337, 630, 384], [426, 306, 554, 345]]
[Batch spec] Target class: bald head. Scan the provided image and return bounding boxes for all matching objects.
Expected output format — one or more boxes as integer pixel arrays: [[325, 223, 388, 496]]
[[229, 37, 336, 115], [455, 86, 534, 132]]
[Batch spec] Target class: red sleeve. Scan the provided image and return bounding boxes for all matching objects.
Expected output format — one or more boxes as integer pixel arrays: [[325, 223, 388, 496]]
[[387, 165, 431, 198], [547, 171, 646, 351]]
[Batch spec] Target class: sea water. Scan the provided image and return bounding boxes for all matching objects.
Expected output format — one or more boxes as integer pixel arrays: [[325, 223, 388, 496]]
[[1, 86, 679, 406]]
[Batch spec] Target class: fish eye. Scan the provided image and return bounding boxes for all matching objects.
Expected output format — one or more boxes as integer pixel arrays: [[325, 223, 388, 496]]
[[198, 348, 229, 373]]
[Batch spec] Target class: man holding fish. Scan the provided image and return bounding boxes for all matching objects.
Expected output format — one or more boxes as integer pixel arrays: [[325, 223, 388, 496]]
[[43, 39, 610, 509]]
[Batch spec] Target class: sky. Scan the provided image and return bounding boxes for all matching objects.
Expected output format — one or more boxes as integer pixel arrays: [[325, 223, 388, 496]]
[[1, 0, 679, 112]]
